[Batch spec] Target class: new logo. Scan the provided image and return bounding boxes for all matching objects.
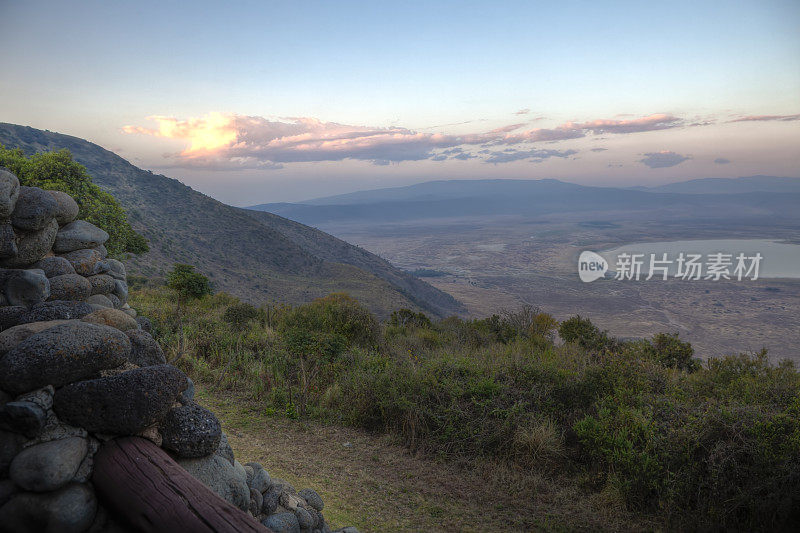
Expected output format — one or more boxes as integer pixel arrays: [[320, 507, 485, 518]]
[[578, 251, 608, 282]]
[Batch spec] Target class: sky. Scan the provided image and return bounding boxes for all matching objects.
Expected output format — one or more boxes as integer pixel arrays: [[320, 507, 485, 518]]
[[1, 0, 799, 205]]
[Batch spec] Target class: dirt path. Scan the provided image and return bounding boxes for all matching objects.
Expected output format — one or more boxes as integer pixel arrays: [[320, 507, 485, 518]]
[[198, 387, 656, 532]]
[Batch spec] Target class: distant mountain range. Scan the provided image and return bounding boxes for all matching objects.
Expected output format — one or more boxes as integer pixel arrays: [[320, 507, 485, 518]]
[[248, 177, 800, 226], [0, 123, 464, 318]]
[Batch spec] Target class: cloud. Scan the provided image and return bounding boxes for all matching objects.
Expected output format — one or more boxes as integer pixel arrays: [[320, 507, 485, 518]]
[[563, 113, 683, 134], [714, 157, 731, 164], [514, 108, 530, 115], [123, 112, 686, 169], [590, 147, 608, 152], [484, 148, 577, 164], [728, 113, 800, 122], [639, 151, 690, 169]]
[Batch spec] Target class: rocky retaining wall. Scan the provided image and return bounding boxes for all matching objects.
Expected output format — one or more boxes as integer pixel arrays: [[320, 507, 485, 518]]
[[0, 168, 354, 533]]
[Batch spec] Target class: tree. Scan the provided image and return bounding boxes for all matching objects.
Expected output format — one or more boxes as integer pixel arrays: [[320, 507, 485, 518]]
[[558, 315, 611, 351], [166, 264, 212, 300], [0, 145, 148, 255], [165, 264, 212, 365]]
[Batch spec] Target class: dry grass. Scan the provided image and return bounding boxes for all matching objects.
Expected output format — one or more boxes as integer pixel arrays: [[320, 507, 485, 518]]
[[197, 384, 659, 533]]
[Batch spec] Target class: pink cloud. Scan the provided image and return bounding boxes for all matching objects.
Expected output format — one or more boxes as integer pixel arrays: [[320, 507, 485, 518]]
[[122, 112, 688, 168], [728, 113, 800, 122]]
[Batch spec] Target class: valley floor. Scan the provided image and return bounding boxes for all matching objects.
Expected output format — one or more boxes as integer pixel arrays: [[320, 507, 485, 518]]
[[197, 386, 657, 533]]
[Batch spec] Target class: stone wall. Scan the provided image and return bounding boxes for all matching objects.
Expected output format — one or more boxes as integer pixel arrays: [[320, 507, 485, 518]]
[[0, 168, 352, 533]]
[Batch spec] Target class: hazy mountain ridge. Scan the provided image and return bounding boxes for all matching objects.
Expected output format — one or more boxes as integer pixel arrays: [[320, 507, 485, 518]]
[[248, 177, 800, 225], [0, 123, 464, 317]]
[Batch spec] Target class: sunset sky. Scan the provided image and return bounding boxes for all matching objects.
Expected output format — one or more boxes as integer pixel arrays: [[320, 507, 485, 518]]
[[1, 0, 799, 205]]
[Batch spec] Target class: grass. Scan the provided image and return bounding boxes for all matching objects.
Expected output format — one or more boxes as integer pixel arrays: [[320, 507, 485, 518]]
[[131, 286, 800, 531]]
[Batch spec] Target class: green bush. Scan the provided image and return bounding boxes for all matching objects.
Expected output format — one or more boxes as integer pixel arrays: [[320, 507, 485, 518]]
[[166, 264, 212, 300], [0, 146, 148, 255], [559, 315, 611, 350], [223, 302, 260, 331], [279, 292, 380, 348], [388, 308, 432, 329]]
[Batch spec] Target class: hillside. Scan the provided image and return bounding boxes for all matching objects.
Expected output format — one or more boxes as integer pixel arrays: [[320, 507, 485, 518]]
[[645, 175, 800, 194], [0, 123, 463, 318], [248, 178, 800, 226]]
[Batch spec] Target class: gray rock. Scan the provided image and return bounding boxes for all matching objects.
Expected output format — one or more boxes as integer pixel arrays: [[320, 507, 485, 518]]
[[160, 402, 222, 458], [59, 248, 102, 276], [215, 432, 235, 466], [2, 219, 59, 267], [0, 168, 20, 220], [0, 305, 26, 330], [53, 220, 109, 253], [299, 488, 324, 511], [0, 430, 26, 477], [47, 274, 92, 301], [0, 322, 130, 394], [178, 453, 250, 511], [106, 259, 126, 280], [0, 223, 16, 259], [71, 437, 99, 483], [112, 279, 128, 303], [333, 528, 360, 533], [28, 412, 87, 447], [17, 300, 95, 324], [9, 437, 88, 492], [53, 365, 187, 435], [262, 490, 280, 515], [262, 512, 300, 533], [295, 507, 313, 529], [31, 256, 75, 278], [0, 479, 17, 508], [85, 294, 113, 308], [90, 259, 111, 276], [249, 487, 263, 517], [10, 186, 58, 232], [125, 329, 165, 366], [0, 482, 97, 533], [181, 377, 195, 403], [245, 462, 272, 494], [4, 269, 49, 307], [94, 244, 108, 259], [107, 293, 121, 308], [86, 274, 115, 296], [81, 307, 139, 332], [0, 400, 47, 438], [47, 191, 79, 225], [135, 315, 152, 332], [122, 306, 136, 318]]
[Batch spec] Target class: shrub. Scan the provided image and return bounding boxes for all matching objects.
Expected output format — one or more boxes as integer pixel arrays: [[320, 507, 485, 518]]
[[388, 308, 432, 329], [166, 264, 212, 300], [0, 146, 148, 255], [559, 315, 611, 350], [279, 293, 380, 347], [223, 302, 260, 331]]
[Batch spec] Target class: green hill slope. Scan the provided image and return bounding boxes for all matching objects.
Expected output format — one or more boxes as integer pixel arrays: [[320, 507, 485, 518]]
[[0, 123, 464, 317]]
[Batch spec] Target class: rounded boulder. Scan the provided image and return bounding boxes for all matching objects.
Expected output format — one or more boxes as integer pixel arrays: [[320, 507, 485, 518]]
[[59, 248, 103, 276], [10, 186, 59, 232], [0, 168, 20, 219], [86, 274, 115, 296], [47, 190, 79, 225], [0, 482, 97, 533], [81, 307, 139, 332], [0, 322, 130, 395], [17, 300, 95, 324], [9, 436, 88, 492], [4, 269, 50, 308], [125, 329, 165, 366], [31, 256, 75, 278], [53, 220, 109, 253], [53, 365, 187, 435], [160, 402, 222, 458], [47, 274, 92, 301], [0, 219, 59, 268]]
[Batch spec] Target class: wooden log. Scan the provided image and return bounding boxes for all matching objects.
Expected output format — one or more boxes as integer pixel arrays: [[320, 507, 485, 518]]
[[92, 436, 271, 533]]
